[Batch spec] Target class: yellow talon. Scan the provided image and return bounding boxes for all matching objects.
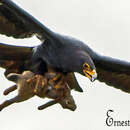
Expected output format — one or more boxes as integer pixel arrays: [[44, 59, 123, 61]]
[[26, 79, 32, 83], [34, 75, 41, 94], [34, 89, 37, 93], [52, 73, 61, 81], [55, 80, 63, 89], [41, 80, 45, 87]]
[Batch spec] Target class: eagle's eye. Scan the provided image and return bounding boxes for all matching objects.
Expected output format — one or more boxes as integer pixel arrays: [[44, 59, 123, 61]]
[[83, 63, 90, 70]]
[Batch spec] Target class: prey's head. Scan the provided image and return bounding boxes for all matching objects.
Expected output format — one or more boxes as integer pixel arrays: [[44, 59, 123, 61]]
[[59, 95, 77, 111]]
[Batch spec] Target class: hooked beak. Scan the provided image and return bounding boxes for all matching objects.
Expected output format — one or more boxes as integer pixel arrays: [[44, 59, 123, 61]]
[[83, 69, 97, 82]]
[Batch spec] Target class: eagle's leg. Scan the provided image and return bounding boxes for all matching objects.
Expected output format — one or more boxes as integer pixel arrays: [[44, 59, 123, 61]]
[[3, 85, 17, 95], [26, 74, 46, 94], [0, 95, 21, 111], [54, 74, 65, 89], [34, 75, 42, 94], [26, 75, 40, 94]]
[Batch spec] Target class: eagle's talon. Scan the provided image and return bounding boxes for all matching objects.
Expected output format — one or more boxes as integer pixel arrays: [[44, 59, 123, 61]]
[[55, 81, 63, 89], [26, 79, 31, 83], [26, 78, 34, 83], [34, 89, 38, 94], [52, 73, 61, 81]]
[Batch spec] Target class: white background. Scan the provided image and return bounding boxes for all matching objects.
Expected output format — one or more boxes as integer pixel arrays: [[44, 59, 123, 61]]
[[0, 0, 130, 130]]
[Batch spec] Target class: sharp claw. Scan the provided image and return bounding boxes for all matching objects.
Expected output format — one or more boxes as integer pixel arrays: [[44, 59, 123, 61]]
[[52, 74, 61, 81], [55, 81, 63, 89], [41, 80, 45, 86]]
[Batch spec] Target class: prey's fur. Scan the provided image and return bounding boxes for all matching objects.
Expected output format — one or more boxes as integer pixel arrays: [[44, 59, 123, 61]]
[[0, 71, 76, 111]]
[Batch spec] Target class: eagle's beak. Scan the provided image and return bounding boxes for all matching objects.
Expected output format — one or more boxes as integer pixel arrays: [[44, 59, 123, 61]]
[[83, 69, 97, 82]]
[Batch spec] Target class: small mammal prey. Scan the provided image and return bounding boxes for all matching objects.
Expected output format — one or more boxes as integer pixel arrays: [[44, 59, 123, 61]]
[[0, 71, 76, 111]]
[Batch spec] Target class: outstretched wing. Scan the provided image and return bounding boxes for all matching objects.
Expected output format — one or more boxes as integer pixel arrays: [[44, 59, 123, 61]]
[[0, 0, 55, 40], [0, 43, 33, 77], [93, 55, 130, 93]]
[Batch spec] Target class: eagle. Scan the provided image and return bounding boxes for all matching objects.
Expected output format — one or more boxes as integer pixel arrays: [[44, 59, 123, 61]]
[[0, 0, 130, 94]]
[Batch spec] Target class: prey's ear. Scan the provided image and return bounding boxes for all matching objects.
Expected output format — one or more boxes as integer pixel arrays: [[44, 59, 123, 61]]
[[7, 73, 21, 83]]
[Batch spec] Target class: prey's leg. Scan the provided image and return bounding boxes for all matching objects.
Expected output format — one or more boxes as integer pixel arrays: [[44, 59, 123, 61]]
[[38, 100, 57, 110], [0, 95, 20, 111], [3, 85, 17, 95]]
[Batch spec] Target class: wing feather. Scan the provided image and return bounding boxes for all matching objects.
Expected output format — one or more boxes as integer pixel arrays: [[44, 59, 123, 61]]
[[0, 43, 33, 76], [0, 0, 55, 40], [93, 55, 130, 93], [0, 43, 33, 60]]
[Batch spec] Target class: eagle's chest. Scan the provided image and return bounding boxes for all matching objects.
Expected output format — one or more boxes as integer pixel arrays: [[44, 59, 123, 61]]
[[37, 40, 82, 73], [39, 44, 62, 68], [40, 44, 77, 71]]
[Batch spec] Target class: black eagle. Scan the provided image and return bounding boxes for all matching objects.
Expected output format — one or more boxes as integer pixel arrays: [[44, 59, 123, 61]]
[[0, 0, 130, 93]]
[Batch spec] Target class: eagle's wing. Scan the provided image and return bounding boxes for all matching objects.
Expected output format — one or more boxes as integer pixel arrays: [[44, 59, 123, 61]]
[[93, 55, 130, 93], [0, 0, 54, 40], [0, 43, 33, 77]]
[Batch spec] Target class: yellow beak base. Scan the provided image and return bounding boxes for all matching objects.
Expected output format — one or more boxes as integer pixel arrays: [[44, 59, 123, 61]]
[[83, 69, 97, 82]]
